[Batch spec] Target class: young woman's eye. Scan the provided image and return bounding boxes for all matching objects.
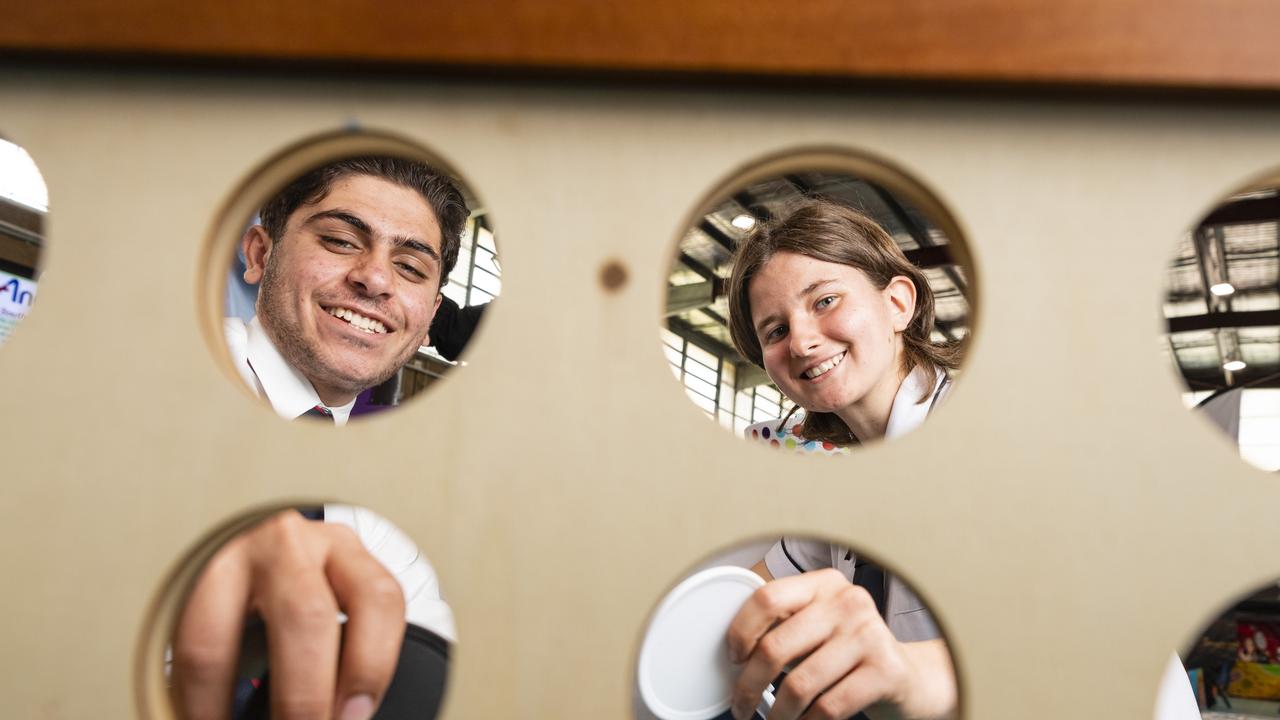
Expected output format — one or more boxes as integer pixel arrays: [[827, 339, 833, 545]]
[[764, 325, 787, 342], [816, 295, 837, 310]]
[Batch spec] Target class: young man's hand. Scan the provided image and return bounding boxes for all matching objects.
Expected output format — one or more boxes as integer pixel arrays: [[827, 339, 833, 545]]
[[726, 568, 956, 720], [172, 510, 406, 720]]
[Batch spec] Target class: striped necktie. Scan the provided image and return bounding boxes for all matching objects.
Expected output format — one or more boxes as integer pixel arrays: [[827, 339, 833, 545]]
[[301, 405, 334, 423]]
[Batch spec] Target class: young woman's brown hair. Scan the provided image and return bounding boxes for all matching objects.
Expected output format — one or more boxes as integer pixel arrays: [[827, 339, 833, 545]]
[[726, 199, 963, 445]]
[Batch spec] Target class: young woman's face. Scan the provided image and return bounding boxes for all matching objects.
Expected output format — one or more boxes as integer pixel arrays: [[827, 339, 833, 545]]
[[748, 251, 915, 415]]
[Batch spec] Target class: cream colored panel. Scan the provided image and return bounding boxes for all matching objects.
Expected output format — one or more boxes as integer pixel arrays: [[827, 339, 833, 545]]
[[0, 72, 1277, 720]]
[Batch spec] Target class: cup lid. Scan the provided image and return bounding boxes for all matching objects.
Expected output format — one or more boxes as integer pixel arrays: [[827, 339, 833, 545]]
[[637, 565, 765, 720]]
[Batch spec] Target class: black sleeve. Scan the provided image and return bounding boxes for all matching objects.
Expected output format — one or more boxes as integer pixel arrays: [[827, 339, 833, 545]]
[[428, 295, 488, 361], [236, 624, 450, 720], [373, 624, 450, 719]]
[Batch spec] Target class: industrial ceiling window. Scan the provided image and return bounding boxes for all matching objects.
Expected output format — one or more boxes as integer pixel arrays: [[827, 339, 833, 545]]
[[442, 212, 500, 309]]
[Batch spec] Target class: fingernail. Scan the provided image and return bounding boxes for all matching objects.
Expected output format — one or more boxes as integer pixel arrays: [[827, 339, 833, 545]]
[[339, 694, 376, 720]]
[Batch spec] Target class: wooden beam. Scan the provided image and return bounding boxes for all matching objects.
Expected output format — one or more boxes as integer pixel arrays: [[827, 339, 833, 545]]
[[0, 199, 42, 238], [6, 2, 1280, 92], [1181, 368, 1280, 390], [665, 281, 715, 316], [1168, 310, 1280, 333], [0, 236, 39, 274], [1201, 196, 1280, 227], [904, 245, 955, 269], [666, 316, 741, 364]]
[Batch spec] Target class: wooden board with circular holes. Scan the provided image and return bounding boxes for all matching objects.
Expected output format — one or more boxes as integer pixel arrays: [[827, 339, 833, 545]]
[[1, 67, 1279, 720]]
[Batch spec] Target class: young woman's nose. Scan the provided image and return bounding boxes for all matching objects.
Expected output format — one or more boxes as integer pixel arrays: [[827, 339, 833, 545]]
[[788, 316, 822, 356]]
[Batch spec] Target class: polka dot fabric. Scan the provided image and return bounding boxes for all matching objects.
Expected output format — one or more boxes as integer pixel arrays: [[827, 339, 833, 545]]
[[745, 414, 847, 456]]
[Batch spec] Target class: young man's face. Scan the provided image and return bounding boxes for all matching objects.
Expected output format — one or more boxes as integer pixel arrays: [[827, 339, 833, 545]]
[[243, 174, 445, 406]]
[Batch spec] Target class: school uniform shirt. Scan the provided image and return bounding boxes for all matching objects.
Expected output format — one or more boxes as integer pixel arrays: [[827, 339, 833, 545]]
[[224, 316, 357, 425], [1155, 653, 1200, 720], [222, 317, 456, 641], [751, 364, 951, 643]]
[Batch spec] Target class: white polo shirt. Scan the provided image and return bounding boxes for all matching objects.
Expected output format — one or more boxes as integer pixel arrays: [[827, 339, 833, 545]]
[[222, 316, 456, 641]]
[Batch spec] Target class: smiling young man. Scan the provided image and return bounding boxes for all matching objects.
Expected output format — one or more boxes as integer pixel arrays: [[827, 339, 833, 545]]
[[226, 156, 467, 423], [172, 157, 467, 720]]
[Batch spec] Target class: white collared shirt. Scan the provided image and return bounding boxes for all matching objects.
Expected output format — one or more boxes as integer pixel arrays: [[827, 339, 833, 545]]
[[884, 363, 952, 440], [223, 316, 355, 425], [222, 316, 456, 641], [745, 363, 951, 453], [1156, 653, 1200, 720]]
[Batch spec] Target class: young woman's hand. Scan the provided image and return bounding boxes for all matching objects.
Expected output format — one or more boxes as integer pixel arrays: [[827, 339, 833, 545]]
[[726, 568, 956, 720]]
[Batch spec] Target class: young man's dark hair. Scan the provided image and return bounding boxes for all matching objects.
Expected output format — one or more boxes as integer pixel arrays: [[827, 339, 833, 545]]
[[259, 155, 469, 289]]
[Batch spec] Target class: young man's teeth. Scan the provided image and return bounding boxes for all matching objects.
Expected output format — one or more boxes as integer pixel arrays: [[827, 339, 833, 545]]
[[804, 352, 845, 379], [326, 307, 387, 334]]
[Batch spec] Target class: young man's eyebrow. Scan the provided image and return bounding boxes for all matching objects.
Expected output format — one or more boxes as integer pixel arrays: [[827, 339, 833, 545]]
[[305, 210, 441, 263], [304, 209, 371, 234], [393, 236, 440, 263]]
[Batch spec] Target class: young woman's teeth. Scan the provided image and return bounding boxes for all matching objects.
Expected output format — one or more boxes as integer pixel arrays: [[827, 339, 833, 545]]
[[804, 352, 845, 379], [326, 307, 387, 334]]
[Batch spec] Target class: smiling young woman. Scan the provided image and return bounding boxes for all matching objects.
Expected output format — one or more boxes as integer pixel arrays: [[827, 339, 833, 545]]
[[728, 200, 963, 447], [648, 171, 972, 720], [683, 200, 967, 720]]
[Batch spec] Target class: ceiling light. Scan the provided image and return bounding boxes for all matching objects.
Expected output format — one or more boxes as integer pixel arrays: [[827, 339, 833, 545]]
[[1209, 282, 1236, 297], [1223, 359, 1247, 372], [730, 214, 756, 230]]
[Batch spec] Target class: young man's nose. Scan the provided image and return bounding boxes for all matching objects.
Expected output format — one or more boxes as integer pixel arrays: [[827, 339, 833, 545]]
[[348, 252, 395, 297]]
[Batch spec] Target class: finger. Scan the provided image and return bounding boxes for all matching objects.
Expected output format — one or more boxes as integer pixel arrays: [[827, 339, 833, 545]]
[[261, 570, 341, 719], [172, 541, 252, 720], [251, 523, 342, 720], [769, 630, 868, 720], [728, 572, 832, 663], [733, 603, 843, 720], [325, 525, 407, 718], [737, 596, 881, 720], [799, 664, 887, 720]]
